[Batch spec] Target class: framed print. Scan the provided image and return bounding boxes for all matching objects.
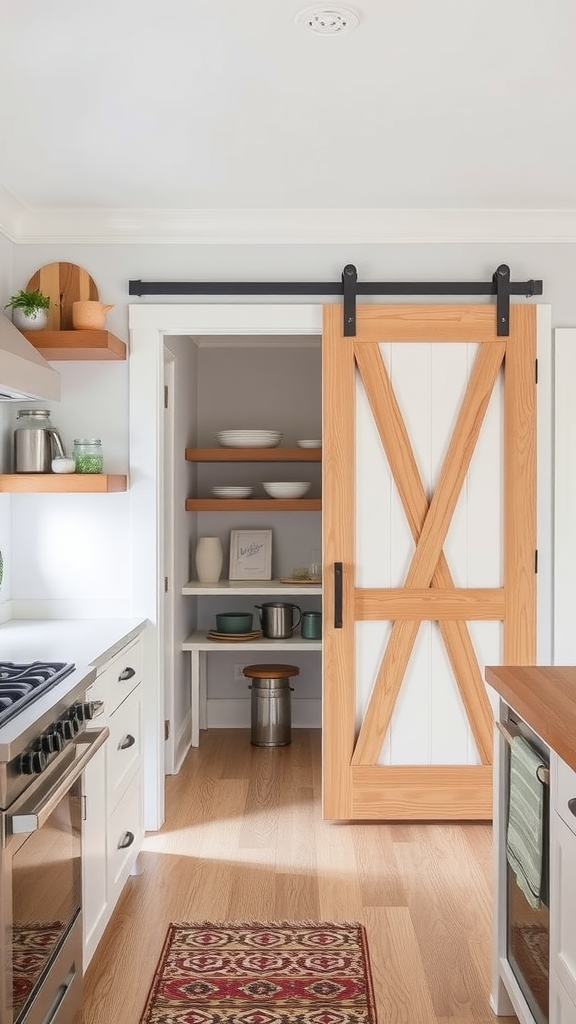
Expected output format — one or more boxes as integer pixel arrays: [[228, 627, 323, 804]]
[[229, 529, 272, 580]]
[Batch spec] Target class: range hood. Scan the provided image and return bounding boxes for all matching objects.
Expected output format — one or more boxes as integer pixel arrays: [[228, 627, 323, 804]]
[[0, 313, 60, 401]]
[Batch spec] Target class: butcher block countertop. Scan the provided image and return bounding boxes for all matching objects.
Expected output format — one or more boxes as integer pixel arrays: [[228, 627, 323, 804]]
[[485, 664, 576, 772]]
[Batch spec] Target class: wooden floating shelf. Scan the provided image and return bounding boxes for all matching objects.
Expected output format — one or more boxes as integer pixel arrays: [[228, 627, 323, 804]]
[[185, 447, 321, 462], [22, 330, 126, 361], [0, 474, 127, 493], [185, 498, 321, 511]]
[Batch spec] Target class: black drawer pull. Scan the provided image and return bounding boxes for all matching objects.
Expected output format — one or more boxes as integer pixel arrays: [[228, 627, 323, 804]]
[[118, 666, 136, 682], [119, 734, 136, 750], [334, 562, 343, 628], [568, 798, 576, 819], [118, 830, 135, 850]]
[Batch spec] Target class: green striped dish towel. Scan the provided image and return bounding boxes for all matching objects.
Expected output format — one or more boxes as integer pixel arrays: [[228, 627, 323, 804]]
[[506, 735, 547, 910]]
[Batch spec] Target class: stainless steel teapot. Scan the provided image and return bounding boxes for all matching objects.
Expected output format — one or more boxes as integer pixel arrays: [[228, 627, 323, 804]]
[[255, 602, 302, 639]]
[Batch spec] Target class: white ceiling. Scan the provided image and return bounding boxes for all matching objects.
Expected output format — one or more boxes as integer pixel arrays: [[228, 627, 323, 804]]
[[1, 0, 575, 243]]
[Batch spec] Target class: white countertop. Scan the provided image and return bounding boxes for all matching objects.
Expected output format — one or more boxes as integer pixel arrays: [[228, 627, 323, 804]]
[[0, 618, 149, 670]]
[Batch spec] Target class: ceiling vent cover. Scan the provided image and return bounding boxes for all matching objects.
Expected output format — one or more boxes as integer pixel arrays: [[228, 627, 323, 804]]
[[295, 6, 360, 35]]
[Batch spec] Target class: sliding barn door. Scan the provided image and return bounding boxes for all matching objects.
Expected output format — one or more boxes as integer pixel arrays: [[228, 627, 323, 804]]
[[322, 304, 536, 820]]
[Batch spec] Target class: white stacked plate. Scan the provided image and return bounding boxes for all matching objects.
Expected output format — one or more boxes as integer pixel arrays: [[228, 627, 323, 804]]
[[262, 481, 311, 498], [212, 486, 253, 498], [216, 429, 283, 448], [297, 439, 322, 448]]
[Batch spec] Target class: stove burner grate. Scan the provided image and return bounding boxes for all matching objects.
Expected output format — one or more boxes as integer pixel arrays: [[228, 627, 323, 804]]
[[0, 662, 76, 727]]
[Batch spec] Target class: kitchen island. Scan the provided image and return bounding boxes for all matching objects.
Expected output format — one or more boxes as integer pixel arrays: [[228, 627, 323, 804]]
[[486, 664, 576, 1024]]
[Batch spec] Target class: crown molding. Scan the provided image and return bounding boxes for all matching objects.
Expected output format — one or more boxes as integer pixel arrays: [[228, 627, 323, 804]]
[[1, 199, 576, 245], [0, 183, 27, 242]]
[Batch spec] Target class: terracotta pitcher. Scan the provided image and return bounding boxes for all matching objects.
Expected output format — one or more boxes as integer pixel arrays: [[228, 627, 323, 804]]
[[72, 300, 114, 330]]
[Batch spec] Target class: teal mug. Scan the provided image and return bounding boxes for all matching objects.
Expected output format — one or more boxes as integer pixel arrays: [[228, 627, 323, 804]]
[[301, 611, 322, 639]]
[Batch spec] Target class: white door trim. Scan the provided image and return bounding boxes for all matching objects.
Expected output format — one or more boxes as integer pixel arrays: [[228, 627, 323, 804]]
[[128, 302, 552, 831]]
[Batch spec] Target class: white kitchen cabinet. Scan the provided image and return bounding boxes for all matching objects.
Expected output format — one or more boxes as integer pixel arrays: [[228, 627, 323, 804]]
[[550, 753, 576, 1017], [550, 971, 576, 1024], [82, 633, 145, 967], [490, 680, 576, 1024]]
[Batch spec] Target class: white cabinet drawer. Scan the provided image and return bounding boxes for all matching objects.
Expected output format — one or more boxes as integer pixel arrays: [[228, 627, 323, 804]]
[[550, 809, 576, 1006], [550, 968, 576, 1024], [107, 772, 143, 899], [107, 686, 142, 810], [89, 637, 143, 716], [554, 754, 576, 838]]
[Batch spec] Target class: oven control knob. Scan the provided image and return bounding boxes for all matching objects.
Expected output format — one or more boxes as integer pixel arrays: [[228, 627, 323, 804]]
[[40, 731, 64, 754], [19, 749, 47, 775], [56, 718, 78, 740], [74, 702, 95, 722]]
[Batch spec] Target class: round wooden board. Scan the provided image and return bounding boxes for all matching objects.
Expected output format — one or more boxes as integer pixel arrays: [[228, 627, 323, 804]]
[[27, 262, 99, 330]]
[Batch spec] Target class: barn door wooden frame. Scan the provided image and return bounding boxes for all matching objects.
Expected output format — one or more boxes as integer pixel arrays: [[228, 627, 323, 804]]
[[322, 304, 537, 821]]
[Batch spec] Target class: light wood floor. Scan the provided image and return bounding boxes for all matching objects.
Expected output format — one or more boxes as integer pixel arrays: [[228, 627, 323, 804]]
[[81, 729, 517, 1023]]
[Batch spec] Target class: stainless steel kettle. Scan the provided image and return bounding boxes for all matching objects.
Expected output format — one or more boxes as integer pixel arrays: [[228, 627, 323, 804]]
[[255, 602, 302, 639], [14, 409, 66, 473]]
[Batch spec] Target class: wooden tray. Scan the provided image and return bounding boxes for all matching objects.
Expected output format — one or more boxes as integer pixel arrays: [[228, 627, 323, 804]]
[[27, 262, 99, 330], [279, 577, 322, 584]]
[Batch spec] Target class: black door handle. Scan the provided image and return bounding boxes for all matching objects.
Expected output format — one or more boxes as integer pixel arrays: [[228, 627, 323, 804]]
[[334, 562, 343, 628], [119, 734, 136, 750], [118, 830, 135, 850], [118, 666, 136, 681]]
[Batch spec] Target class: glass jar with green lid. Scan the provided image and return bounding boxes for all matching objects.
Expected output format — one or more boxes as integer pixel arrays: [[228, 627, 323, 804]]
[[73, 438, 103, 474]]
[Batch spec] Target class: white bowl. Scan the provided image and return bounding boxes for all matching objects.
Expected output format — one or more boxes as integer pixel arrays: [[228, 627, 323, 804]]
[[212, 486, 253, 498], [262, 481, 311, 499], [216, 430, 282, 448], [297, 439, 322, 448]]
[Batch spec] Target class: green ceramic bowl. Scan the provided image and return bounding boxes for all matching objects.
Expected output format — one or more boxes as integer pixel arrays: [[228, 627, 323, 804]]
[[215, 613, 254, 634]]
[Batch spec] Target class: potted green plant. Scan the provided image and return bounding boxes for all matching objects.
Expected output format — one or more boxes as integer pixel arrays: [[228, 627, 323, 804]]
[[4, 288, 51, 331]]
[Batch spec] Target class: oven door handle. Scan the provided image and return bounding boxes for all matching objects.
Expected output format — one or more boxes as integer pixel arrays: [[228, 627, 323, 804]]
[[9, 727, 109, 836]]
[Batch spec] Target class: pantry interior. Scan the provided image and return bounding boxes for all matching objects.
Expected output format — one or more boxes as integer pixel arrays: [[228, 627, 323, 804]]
[[162, 328, 323, 774]]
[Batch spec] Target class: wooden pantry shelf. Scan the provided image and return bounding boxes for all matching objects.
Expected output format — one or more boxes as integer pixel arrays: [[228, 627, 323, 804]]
[[0, 474, 127, 493], [22, 330, 126, 360], [182, 578, 322, 595], [185, 498, 321, 511], [185, 447, 321, 461]]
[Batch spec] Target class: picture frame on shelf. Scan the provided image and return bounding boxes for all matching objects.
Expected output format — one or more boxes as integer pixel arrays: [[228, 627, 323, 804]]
[[229, 529, 272, 580]]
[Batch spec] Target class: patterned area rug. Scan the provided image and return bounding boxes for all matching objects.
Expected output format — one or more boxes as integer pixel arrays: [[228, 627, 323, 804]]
[[511, 922, 549, 1018], [140, 921, 378, 1023], [12, 922, 64, 1017]]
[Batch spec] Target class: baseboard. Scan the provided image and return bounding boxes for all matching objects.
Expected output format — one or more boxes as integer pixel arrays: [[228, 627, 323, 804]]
[[206, 698, 322, 729], [173, 712, 192, 774]]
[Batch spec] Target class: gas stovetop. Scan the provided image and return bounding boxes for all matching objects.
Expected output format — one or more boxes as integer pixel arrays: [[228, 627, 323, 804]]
[[0, 660, 98, 810], [0, 662, 76, 728]]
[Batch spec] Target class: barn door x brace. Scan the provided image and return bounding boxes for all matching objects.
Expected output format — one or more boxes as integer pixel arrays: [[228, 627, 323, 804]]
[[128, 264, 543, 337]]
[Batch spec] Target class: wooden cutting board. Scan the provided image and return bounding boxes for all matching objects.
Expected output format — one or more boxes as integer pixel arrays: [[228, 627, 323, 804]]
[[27, 262, 99, 330]]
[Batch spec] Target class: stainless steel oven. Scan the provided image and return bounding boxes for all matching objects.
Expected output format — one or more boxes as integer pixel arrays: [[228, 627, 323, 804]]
[[0, 662, 108, 1024]]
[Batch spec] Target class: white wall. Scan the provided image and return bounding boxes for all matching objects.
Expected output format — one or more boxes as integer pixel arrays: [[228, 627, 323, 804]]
[[7, 361, 131, 617], [0, 230, 14, 617], [10, 241, 576, 328]]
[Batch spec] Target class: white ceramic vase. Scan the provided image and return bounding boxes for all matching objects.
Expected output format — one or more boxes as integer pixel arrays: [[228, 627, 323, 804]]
[[195, 536, 223, 583]]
